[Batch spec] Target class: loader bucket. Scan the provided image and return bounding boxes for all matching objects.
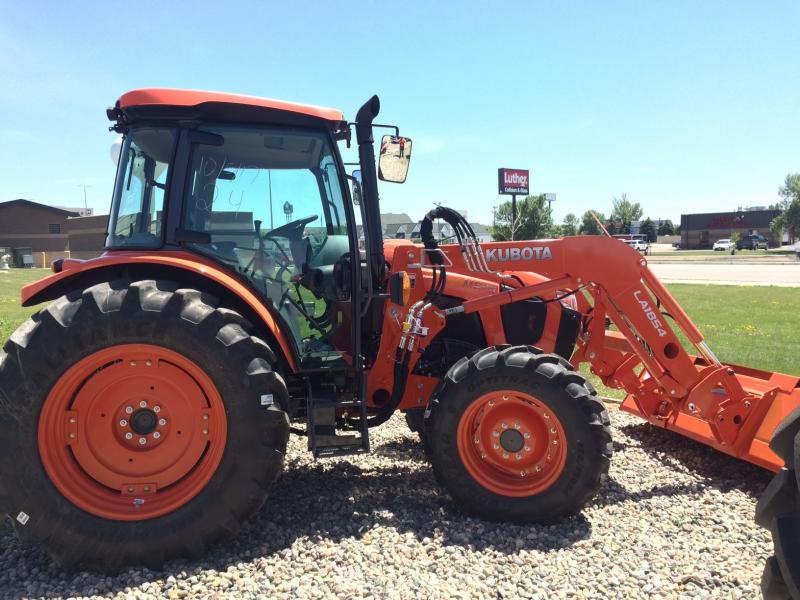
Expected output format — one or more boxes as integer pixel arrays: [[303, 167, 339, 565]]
[[620, 357, 800, 472]]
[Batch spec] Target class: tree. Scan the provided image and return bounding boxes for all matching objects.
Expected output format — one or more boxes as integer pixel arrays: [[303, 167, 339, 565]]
[[562, 213, 579, 236], [579, 210, 605, 235], [639, 218, 657, 242], [658, 219, 675, 236], [610, 193, 643, 234], [491, 194, 556, 241], [776, 173, 800, 243]]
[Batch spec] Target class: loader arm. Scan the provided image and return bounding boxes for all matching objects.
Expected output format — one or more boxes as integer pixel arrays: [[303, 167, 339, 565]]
[[429, 236, 800, 471]]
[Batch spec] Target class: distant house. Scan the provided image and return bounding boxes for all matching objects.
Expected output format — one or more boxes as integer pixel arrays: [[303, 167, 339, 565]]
[[0, 199, 78, 254]]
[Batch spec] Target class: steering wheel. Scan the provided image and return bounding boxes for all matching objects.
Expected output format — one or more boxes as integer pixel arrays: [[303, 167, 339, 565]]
[[263, 215, 319, 242]]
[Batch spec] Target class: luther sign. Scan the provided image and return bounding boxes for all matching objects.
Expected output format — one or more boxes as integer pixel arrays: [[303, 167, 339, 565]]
[[498, 168, 529, 195]]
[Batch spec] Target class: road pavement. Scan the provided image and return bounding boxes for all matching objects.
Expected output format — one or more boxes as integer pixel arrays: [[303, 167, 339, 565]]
[[649, 262, 800, 287]]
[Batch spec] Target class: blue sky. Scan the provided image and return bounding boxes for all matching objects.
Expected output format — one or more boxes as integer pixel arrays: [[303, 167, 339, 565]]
[[0, 1, 797, 226]]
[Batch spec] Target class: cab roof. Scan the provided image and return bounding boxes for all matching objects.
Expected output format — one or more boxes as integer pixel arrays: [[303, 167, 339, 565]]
[[112, 88, 347, 129]]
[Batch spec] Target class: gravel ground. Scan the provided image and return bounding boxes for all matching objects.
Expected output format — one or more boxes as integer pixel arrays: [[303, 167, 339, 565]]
[[0, 408, 773, 600]]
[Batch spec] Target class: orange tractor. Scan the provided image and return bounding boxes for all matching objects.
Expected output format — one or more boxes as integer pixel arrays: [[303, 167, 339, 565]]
[[0, 89, 798, 595]]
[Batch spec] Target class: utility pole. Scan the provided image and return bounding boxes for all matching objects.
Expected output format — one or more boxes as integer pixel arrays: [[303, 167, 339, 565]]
[[77, 185, 91, 212]]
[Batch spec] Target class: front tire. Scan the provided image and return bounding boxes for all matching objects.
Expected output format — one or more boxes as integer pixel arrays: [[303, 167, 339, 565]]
[[424, 346, 611, 522], [0, 279, 290, 571]]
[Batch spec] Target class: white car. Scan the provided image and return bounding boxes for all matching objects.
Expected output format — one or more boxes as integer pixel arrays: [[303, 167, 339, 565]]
[[624, 239, 649, 253], [713, 239, 734, 251]]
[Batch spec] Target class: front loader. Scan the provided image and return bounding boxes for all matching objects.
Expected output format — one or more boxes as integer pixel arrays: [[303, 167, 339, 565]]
[[0, 89, 797, 596]]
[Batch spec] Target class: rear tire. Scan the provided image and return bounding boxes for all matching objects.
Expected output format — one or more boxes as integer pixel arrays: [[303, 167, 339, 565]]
[[0, 279, 290, 571], [424, 345, 611, 522], [756, 408, 800, 599]]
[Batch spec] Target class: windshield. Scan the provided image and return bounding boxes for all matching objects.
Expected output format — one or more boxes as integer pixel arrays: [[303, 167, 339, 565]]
[[183, 125, 353, 367], [107, 127, 177, 248]]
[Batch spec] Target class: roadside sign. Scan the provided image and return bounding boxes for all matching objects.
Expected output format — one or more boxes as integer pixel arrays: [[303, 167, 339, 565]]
[[498, 168, 529, 195]]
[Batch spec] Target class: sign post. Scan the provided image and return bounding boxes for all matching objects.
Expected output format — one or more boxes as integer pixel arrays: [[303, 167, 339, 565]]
[[497, 168, 530, 241]]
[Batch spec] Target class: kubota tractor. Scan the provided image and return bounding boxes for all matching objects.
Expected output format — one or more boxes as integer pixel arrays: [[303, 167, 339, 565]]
[[0, 90, 798, 596]]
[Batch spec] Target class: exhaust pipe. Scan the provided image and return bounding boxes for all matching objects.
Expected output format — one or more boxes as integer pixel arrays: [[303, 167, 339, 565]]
[[355, 95, 385, 290]]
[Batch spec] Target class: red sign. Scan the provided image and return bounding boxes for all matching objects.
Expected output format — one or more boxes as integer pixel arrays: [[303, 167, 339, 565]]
[[498, 168, 529, 195]]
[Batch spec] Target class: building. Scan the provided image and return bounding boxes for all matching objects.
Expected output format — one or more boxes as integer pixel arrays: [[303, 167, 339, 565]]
[[680, 209, 781, 249], [0, 199, 78, 256], [65, 214, 110, 259]]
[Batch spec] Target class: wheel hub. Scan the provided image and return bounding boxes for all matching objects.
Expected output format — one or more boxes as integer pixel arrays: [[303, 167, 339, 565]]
[[499, 428, 525, 453], [130, 408, 157, 435], [38, 344, 227, 521], [456, 390, 568, 497]]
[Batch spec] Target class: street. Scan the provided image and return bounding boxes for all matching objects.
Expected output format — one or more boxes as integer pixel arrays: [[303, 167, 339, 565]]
[[649, 262, 800, 287]]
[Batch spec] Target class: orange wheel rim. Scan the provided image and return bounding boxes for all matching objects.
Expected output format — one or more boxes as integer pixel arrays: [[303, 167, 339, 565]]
[[456, 390, 567, 497], [38, 344, 227, 521]]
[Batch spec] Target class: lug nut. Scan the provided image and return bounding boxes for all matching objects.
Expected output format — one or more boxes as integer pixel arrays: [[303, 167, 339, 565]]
[[127, 486, 134, 493], [153, 406, 161, 413], [552, 439, 558, 445], [139, 400, 147, 408], [125, 432, 133, 440], [481, 453, 487, 459], [502, 453, 509, 459], [145, 360, 152, 366], [493, 444, 500, 450], [159, 418, 167, 426], [68, 432, 75, 439], [130, 361, 136, 366], [125, 406, 133, 414], [520, 471, 526, 477], [492, 431, 500, 437], [501, 422, 508, 429], [138, 437, 147, 445], [143, 485, 150, 492], [514, 423, 521, 429], [536, 465, 542, 472], [153, 432, 161, 439], [524, 432, 531, 439], [202, 414, 208, 420], [474, 438, 479, 444], [68, 417, 77, 424], [524, 446, 531, 452], [515, 453, 522, 460], [550, 427, 556, 434], [120, 419, 128, 427], [544, 413, 550, 419], [202, 429, 209, 435]]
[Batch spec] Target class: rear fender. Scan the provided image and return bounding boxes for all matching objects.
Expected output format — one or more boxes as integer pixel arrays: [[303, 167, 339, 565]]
[[21, 251, 298, 372]]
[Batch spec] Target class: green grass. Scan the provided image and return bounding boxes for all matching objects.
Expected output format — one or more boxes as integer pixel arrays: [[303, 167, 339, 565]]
[[1, 273, 797, 402], [582, 283, 800, 400], [0, 269, 48, 342]]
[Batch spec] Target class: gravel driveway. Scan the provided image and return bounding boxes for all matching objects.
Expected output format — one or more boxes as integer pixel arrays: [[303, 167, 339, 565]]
[[0, 409, 772, 599]]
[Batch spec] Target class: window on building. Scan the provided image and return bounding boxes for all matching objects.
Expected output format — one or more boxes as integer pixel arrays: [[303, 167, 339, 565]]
[[48, 223, 61, 234]]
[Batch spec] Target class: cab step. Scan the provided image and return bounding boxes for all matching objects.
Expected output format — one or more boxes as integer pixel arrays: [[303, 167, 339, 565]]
[[307, 392, 369, 458]]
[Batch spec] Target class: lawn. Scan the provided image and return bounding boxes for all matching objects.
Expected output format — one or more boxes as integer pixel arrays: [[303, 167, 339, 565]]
[[0, 269, 48, 342], [1, 272, 797, 401]]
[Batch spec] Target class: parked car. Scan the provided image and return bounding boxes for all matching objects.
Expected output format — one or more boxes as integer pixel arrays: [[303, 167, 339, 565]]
[[624, 239, 650, 254], [672, 241, 682, 249], [736, 234, 769, 250], [712, 239, 734, 251]]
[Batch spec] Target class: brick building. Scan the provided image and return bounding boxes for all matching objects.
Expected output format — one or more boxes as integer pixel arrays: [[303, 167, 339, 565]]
[[680, 209, 781, 249], [0, 199, 77, 254]]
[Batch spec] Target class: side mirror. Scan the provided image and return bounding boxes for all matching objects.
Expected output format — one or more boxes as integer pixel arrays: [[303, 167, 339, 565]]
[[378, 135, 412, 183], [351, 170, 363, 206]]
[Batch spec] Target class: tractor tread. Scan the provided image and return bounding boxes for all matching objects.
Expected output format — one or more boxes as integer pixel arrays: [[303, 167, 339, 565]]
[[758, 409, 800, 599], [0, 279, 290, 572], [425, 345, 611, 523]]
